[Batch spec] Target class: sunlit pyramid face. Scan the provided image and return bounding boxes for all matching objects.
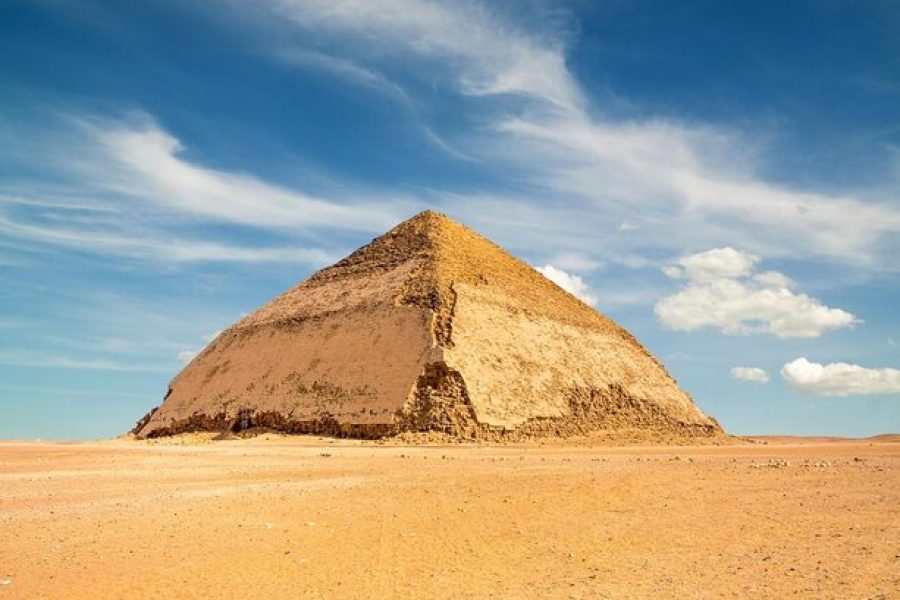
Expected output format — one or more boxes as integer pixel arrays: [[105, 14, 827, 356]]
[[136, 211, 721, 440]]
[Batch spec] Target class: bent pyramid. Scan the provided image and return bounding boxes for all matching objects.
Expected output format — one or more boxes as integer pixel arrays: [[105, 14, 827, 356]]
[[135, 211, 721, 439]]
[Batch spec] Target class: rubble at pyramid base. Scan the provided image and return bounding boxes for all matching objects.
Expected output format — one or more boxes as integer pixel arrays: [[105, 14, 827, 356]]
[[135, 387, 721, 443]]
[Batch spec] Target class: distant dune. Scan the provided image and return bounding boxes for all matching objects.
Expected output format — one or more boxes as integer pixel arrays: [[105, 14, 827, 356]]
[[748, 434, 900, 444]]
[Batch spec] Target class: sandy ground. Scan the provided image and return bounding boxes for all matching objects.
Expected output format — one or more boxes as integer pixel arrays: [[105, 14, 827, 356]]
[[0, 436, 897, 599]]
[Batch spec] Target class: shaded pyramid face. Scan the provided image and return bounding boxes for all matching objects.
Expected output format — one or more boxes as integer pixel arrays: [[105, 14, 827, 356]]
[[136, 211, 722, 439]]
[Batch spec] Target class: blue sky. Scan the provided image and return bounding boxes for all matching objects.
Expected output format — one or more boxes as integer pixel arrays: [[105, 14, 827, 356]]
[[1, 0, 898, 439]]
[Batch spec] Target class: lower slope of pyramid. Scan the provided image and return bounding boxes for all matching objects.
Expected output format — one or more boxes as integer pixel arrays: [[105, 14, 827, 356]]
[[136, 211, 722, 440]]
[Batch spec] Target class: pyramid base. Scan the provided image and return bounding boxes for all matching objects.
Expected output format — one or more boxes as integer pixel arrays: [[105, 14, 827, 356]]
[[395, 370, 722, 441], [136, 376, 721, 442]]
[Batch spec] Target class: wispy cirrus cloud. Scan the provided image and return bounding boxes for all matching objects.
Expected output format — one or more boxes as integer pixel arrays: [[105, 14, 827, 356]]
[[0, 209, 337, 264], [0, 111, 409, 264], [251, 0, 584, 113], [0, 349, 169, 372], [7, 1, 898, 272], [480, 111, 900, 267], [1, 288, 238, 373], [277, 48, 412, 103], [71, 113, 400, 232], [216, 0, 900, 270]]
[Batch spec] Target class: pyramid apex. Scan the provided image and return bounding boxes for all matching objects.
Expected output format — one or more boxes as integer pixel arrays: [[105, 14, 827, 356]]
[[411, 209, 447, 219], [413, 209, 442, 217], [383, 209, 472, 246], [399, 209, 456, 227]]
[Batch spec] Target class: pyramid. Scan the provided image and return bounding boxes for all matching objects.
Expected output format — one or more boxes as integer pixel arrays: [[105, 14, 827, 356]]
[[135, 211, 722, 439]]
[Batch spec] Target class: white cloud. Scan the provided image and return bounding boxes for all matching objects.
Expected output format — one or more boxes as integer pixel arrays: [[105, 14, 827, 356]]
[[256, 0, 583, 112], [661, 265, 683, 279], [655, 248, 857, 338], [0, 211, 336, 264], [263, 0, 896, 266], [730, 366, 770, 383], [6, 0, 900, 277], [781, 357, 900, 396], [0, 349, 167, 372], [0, 112, 411, 264], [177, 350, 198, 363], [753, 271, 793, 289], [79, 114, 398, 232], [278, 48, 411, 103], [663, 247, 759, 282], [489, 116, 900, 266], [9, 0, 897, 275], [536, 265, 598, 306]]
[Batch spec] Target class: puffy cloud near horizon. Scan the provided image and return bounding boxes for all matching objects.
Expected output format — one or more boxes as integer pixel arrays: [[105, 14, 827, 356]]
[[536, 265, 598, 306], [655, 247, 857, 338], [731, 366, 770, 383], [781, 358, 900, 396]]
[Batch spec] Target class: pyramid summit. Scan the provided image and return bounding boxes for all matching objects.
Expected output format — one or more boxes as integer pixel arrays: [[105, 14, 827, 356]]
[[134, 211, 722, 439]]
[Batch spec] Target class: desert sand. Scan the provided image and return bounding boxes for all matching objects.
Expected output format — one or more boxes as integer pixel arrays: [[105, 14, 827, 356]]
[[1, 436, 897, 599]]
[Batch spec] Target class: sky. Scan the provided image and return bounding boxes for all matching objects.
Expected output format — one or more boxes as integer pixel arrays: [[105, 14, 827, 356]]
[[1, 0, 899, 440]]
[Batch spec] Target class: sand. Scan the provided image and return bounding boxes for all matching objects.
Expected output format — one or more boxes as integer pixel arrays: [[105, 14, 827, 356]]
[[1, 436, 897, 599]]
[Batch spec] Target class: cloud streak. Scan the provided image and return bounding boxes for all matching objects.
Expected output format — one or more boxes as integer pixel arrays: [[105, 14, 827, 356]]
[[219, 0, 900, 268], [257, 0, 583, 112], [77, 113, 399, 232], [0, 210, 336, 264], [0, 349, 169, 372], [0, 111, 408, 264], [8, 1, 899, 273]]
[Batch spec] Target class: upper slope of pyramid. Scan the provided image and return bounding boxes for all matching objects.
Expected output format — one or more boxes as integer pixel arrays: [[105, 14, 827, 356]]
[[238, 210, 624, 340]]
